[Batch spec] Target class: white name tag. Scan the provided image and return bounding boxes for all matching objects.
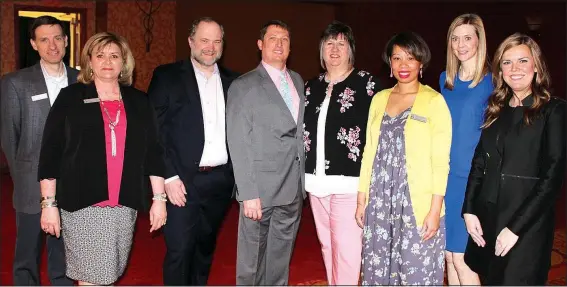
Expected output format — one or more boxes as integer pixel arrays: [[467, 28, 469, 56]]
[[31, 93, 48, 101], [410, 114, 428, 123], [83, 98, 100, 104]]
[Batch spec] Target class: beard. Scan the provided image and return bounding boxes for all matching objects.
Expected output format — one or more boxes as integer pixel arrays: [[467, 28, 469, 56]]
[[191, 49, 222, 67]]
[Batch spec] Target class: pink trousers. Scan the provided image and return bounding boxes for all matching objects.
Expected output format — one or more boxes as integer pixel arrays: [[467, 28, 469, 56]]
[[309, 193, 362, 285]]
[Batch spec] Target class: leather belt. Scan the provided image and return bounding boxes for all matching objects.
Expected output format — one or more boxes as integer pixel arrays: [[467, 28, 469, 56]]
[[198, 165, 226, 172]]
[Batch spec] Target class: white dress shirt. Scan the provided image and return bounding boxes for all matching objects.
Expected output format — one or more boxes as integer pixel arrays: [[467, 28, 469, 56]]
[[40, 61, 68, 106], [305, 85, 359, 197], [165, 61, 228, 184]]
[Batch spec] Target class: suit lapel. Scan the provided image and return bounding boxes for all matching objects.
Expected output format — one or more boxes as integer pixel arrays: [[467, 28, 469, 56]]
[[290, 72, 305, 126], [180, 59, 205, 142], [257, 64, 296, 126], [29, 63, 51, 118], [181, 59, 202, 106], [31, 64, 78, 119]]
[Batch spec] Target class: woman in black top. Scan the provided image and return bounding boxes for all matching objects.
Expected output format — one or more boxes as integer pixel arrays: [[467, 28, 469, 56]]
[[303, 21, 381, 285], [462, 33, 565, 285], [38, 32, 167, 285]]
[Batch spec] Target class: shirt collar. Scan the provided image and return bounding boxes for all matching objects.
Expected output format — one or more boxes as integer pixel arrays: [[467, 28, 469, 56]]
[[262, 61, 287, 75], [191, 58, 219, 79], [40, 60, 67, 81]]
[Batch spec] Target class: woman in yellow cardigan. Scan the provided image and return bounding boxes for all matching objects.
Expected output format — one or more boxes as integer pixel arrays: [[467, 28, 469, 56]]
[[355, 31, 452, 285]]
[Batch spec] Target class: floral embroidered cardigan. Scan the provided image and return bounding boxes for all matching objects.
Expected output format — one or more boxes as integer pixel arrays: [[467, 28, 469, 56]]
[[303, 69, 380, 176]]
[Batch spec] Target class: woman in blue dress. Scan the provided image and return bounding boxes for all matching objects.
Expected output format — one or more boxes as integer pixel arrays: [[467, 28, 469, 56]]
[[439, 14, 493, 285]]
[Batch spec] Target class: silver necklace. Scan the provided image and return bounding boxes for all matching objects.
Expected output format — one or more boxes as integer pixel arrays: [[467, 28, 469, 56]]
[[99, 93, 123, 157]]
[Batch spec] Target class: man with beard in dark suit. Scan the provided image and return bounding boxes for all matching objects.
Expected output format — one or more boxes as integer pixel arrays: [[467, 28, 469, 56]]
[[147, 17, 239, 286]]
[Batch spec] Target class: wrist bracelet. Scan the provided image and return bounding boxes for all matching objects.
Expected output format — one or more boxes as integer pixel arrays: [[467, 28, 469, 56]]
[[40, 196, 55, 203], [152, 193, 167, 202], [41, 200, 58, 209]]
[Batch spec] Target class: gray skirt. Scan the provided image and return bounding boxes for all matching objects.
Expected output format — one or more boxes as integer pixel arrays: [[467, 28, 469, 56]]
[[60, 206, 137, 285]]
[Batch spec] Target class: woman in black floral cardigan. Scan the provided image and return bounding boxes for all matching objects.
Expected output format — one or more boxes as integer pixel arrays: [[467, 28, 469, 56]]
[[303, 21, 381, 285]]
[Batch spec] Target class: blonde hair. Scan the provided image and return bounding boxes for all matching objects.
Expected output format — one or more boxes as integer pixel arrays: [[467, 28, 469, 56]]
[[482, 33, 551, 128], [444, 14, 489, 90], [77, 32, 135, 86]]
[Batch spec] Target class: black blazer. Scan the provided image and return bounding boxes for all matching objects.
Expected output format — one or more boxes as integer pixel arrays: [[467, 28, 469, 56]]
[[38, 83, 165, 212], [462, 95, 566, 283], [147, 59, 239, 197]]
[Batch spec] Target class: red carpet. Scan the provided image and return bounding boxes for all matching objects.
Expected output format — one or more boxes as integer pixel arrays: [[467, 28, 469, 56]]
[[0, 172, 564, 285], [0, 173, 327, 285]]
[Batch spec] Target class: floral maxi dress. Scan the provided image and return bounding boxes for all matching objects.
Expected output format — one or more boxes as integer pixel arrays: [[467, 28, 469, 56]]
[[361, 108, 446, 285]]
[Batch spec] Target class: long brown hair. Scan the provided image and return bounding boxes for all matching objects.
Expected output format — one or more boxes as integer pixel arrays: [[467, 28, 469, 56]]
[[444, 14, 489, 90], [482, 33, 551, 128]]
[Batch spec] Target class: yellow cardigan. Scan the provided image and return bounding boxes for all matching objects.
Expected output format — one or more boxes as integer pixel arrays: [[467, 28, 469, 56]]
[[358, 84, 452, 227]]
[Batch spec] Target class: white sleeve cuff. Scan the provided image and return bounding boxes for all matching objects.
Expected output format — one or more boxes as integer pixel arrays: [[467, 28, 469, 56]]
[[165, 175, 180, 184]]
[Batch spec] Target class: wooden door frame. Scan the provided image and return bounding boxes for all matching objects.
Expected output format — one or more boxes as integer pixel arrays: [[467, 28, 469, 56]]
[[14, 5, 88, 69]]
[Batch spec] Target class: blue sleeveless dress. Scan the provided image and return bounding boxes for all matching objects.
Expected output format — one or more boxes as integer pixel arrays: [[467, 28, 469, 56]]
[[439, 72, 493, 252]]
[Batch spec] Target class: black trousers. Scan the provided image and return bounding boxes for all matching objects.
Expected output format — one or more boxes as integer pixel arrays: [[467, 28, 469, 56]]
[[162, 165, 234, 285], [13, 212, 72, 286]]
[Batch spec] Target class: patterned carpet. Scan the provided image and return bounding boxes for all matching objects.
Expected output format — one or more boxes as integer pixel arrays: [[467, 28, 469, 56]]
[[298, 228, 566, 286], [0, 170, 564, 285]]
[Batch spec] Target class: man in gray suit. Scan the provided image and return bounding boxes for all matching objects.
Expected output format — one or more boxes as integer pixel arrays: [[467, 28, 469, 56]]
[[227, 20, 306, 285], [1, 16, 77, 285]]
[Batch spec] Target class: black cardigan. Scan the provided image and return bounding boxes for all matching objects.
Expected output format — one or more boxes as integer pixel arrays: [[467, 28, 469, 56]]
[[38, 83, 165, 212], [303, 69, 381, 176]]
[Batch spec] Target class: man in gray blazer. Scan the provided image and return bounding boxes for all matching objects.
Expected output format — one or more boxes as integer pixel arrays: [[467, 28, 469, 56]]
[[0, 16, 77, 285], [227, 20, 306, 285]]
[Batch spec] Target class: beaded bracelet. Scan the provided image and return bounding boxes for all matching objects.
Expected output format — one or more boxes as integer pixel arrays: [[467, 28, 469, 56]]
[[152, 193, 167, 202]]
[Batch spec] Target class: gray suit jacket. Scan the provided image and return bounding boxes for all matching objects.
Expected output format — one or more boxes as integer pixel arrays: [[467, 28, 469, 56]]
[[1, 63, 79, 214], [227, 64, 306, 208]]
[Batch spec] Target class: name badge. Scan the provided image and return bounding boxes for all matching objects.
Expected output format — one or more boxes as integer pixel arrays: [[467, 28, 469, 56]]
[[83, 98, 100, 104], [31, 93, 48, 101], [410, 114, 427, 123]]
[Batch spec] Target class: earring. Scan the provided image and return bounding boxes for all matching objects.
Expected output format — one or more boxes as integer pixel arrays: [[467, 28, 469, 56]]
[[90, 69, 93, 77], [120, 72, 122, 78], [420, 67, 423, 78], [390, 68, 393, 78]]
